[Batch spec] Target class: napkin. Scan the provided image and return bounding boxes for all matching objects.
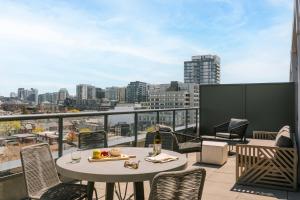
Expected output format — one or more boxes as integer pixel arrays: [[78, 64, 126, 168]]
[[145, 153, 179, 163]]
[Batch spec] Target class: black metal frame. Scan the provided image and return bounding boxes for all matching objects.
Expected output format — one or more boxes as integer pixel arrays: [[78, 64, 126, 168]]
[[214, 121, 249, 142]]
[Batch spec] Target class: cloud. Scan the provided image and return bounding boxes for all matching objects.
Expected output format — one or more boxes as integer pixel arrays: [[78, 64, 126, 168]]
[[0, 0, 294, 96]]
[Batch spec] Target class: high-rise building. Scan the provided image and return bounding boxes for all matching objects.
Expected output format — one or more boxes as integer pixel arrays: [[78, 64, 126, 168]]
[[76, 84, 96, 100], [126, 81, 148, 103], [105, 87, 126, 103], [96, 88, 105, 99], [26, 88, 38, 105], [184, 55, 220, 84], [105, 87, 119, 101], [87, 86, 96, 100], [17, 88, 25, 100], [118, 87, 126, 103], [58, 88, 69, 101]]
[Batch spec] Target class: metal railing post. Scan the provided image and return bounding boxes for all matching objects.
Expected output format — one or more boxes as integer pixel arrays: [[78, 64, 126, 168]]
[[172, 110, 176, 132], [58, 117, 63, 157], [185, 109, 188, 133], [156, 111, 160, 124], [196, 108, 199, 136], [134, 113, 138, 147], [104, 115, 108, 132]]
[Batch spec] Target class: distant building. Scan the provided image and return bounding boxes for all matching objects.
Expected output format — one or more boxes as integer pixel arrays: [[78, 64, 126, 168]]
[[38, 92, 58, 104], [126, 81, 147, 103], [105, 87, 126, 103], [76, 84, 96, 100], [26, 88, 38, 105], [114, 122, 131, 136], [138, 81, 199, 129], [58, 88, 69, 102], [118, 87, 126, 103], [184, 55, 220, 84], [17, 88, 26, 100], [10, 92, 17, 98], [105, 87, 119, 101], [96, 88, 105, 99], [148, 81, 199, 109]]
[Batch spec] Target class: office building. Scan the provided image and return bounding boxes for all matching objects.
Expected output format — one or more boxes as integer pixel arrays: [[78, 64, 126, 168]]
[[96, 88, 105, 99], [184, 55, 220, 84], [126, 81, 147, 103], [76, 84, 96, 100], [58, 88, 69, 101]]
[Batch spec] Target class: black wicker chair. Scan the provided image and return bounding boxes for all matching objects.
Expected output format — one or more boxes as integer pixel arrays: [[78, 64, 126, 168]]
[[214, 118, 249, 143], [78, 130, 108, 150], [20, 143, 87, 200], [145, 131, 203, 157]]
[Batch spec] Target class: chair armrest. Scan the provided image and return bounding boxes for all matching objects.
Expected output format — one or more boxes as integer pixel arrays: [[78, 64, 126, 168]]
[[214, 121, 230, 134], [173, 132, 202, 143], [230, 123, 248, 134], [253, 131, 278, 140]]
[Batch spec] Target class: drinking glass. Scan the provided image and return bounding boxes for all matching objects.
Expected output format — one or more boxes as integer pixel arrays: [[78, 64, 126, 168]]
[[71, 149, 81, 162]]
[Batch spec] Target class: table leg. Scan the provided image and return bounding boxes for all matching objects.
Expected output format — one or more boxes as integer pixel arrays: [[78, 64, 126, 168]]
[[134, 182, 144, 200], [106, 182, 115, 200], [87, 181, 94, 200]]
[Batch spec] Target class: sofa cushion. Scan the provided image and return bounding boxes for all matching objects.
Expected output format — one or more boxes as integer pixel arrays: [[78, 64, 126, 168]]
[[275, 135, 293, 148], [275, 125, 290, 142], [274, 128, 293, 148], [228, 118, 248, 132], [216, 132, 239, 139]]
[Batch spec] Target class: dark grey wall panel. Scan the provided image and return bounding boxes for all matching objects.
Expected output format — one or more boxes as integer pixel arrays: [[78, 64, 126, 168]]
[[200, 83, 295, 137], [200, 85, 245, 135], [246, 83, 295, 134]]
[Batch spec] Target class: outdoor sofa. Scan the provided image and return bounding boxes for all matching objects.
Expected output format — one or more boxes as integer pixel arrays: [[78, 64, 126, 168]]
[[236, 126, 298, 191]]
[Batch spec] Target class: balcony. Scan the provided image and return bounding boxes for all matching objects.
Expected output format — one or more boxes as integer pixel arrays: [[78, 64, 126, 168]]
[[0, 82, 300, 200]]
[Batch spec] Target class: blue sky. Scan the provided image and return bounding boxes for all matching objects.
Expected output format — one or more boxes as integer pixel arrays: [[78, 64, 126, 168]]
[[0, 0, 294, 96]]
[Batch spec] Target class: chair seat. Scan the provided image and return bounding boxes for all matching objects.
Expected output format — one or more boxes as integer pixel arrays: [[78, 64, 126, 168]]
[[216, 132, 239, 139], [178, 142, 202, 154], [40, 183, 87, 200]]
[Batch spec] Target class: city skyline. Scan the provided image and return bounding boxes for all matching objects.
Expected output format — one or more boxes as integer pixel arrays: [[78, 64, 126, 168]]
[[0, 0, 293, 96]]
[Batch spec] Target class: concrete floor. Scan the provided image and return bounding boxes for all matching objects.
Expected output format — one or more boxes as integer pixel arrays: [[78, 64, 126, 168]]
[[92, 153, 300, 200]]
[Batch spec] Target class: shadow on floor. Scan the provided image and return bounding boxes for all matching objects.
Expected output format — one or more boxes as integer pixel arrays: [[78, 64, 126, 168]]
[[231, 183, 288, 199], [192, 162, 222, 169]]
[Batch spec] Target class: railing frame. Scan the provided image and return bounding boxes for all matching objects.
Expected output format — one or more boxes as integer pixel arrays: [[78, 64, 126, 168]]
[[0, 107, 199, 159]]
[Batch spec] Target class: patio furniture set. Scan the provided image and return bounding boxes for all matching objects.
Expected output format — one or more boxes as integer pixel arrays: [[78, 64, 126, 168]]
[[18, 119, 298, 200]]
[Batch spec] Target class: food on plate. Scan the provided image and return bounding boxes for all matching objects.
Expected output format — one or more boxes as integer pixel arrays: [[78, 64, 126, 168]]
[[100, 150, 109, 157], [92, 150, 101, 159], [109, 148, 121, 157]]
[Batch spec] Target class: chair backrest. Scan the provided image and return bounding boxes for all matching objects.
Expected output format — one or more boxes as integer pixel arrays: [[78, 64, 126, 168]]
[[149, 167, 206, 200], [228, 118, 248, 132], [78, 131, 108, 150], [145, 131, 175, 151], [20, 143, 60, 199]]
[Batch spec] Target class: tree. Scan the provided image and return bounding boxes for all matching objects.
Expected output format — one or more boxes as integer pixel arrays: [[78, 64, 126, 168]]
[[0, 121, 21, 136]]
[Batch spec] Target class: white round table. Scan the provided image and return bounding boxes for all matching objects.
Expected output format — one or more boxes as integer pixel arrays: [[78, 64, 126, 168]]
[[56, 147, 187, 200]]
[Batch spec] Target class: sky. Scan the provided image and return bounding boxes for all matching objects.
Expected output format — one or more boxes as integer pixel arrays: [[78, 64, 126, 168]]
[[0, 0, 294, 96]]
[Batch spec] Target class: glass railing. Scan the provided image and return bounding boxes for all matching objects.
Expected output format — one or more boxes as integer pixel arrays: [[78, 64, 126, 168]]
[[0, 107, 199, 177]]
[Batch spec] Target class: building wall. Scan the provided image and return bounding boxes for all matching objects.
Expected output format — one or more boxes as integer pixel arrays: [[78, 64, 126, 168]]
[[200, 83, 295, 137], [290, 0, 300, 183]]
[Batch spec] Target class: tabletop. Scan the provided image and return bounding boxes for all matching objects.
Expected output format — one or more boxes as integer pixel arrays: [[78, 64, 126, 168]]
[[56, 147, 188, 183]]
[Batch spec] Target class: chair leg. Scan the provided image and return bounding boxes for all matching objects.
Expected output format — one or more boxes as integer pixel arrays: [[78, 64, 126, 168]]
[[93, 187, 98, 200]]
